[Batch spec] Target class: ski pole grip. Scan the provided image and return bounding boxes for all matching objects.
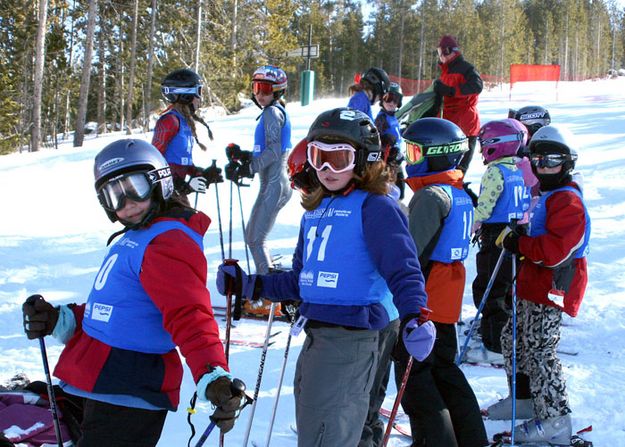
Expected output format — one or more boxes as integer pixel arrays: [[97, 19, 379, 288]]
[[418, 307, 432, 325], [231, 378, 254, 407]]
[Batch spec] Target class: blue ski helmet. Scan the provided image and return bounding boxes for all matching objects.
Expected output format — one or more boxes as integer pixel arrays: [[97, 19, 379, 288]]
[[402, 118, 468, 177]]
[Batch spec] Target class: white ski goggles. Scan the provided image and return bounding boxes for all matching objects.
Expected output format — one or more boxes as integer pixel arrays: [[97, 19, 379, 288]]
[[307, 141, 356, 174], [97, 171, 155, 212]]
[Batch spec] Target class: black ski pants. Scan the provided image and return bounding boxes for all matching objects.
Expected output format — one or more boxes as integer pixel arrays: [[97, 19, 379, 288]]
[[472, 223, 517, 353], [393, 322, 488, 447], [77, 398, 167, 447]]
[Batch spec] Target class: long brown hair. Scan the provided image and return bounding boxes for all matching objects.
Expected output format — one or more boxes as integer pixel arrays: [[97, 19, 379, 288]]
[[171, 103, 207, 151], [301, 161, 390, 211]]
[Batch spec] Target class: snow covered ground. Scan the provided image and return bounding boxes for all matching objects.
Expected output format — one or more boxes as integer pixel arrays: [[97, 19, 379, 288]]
[[1, 77, 624, 446]]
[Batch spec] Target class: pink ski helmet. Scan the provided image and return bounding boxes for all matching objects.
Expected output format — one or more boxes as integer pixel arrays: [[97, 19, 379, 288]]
[[479, 119, 526, 163]]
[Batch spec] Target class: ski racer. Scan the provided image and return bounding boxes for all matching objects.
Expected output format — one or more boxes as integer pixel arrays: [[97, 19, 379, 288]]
[[152, 68, 223, 206], [217, 108, 435, 447], [348, 67, 391, 119], [223, 65, 293, 317], [22, 139, 244, 446], [493, 124, 590, 445]]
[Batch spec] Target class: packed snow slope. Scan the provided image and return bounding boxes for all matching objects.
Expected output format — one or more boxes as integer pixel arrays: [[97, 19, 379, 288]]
[[1, 77, 624, 446]]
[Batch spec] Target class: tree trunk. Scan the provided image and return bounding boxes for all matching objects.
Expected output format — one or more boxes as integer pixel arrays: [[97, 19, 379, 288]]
[[73, 0, 98, 147], [125, 0, 139, 135], [97, 16, 106, 135], [144, 0, 157, 132], [31, 0, 49, 152]]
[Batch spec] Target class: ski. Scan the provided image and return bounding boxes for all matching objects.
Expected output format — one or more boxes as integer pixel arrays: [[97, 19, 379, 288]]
[[220, 338, 273, 349], [491, 425, 593, 446], [379, 407, 412, 438]]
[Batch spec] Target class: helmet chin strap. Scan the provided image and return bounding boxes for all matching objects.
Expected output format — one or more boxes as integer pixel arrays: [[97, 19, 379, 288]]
[[106, 202, 160, 246]]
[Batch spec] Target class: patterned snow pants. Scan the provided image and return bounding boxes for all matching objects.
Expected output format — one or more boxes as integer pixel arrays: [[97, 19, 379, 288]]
[[501, 299, 571, 419]]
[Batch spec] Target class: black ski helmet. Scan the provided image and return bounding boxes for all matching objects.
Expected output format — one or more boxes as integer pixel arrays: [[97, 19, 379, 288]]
[[514, 105, 551, 137], [528, 124, 578, 189], [382, 82, 403, 108], [94, 139, 174, 223], [361, 67, 391, 99], [403, 118, 468, 177], [161, 68, 203, 105], [306, 107, 382, 175]]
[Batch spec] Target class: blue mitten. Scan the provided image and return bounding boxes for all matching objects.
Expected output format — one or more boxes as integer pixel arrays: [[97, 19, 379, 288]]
[[216, 262, 260, 300], [402, 318, 436, 361]]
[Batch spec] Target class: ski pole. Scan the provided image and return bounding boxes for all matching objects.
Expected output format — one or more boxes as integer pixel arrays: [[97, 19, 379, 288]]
[[221, 258, 239, 363], [264, 306, 297, 447], [214, 169, 226, 261], [456, 248, 507, 365], [38, 337, 64, 447], [194, 191, 199, 210], [382, 308, 430, 447], [242, 303, 277, 446], [228, 179, 234, 259], [383, 355, 413, 447], [236, 182, 252, 275], [510, 253, 518, 446], [194, 378, 252, 447]]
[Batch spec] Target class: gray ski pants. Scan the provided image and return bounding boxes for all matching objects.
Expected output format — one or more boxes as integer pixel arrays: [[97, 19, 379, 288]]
[[294, 325, 379, 447], [501, 299, 571, 419]]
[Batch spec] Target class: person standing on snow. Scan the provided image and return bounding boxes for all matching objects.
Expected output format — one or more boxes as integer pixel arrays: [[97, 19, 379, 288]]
[[348, 67, 391, 119], [223, 65, 293, 318], [152, 68, 223, 206], [217, 108, 435, 447], [22, 139, 245, 446], [469, 119, 530, 364], [490, 125, 590, 445], [397, 118, 489, 447], [430, 35, 483, 174], [375, 81, 407, 204]]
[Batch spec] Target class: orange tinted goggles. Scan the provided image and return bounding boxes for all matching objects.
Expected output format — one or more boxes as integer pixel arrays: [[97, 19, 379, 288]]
[[405, 140, 426, 165], [252, 81, 274, 95]]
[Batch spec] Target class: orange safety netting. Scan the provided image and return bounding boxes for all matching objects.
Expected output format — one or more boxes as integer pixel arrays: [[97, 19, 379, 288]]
[[510, 64, 560, 88]]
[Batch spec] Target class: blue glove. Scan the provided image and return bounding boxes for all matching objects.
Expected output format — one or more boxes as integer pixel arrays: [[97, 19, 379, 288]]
[[216, 262, 260, 300], [402, 318, 436, 361]]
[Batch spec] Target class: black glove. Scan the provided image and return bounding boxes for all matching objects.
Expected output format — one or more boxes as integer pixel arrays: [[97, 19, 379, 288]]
[[22, 295, 59, 340], [225, 161, 241, 182], [202, 164, 224, 185], [225, 143, 252, 163], [496, 227, 522, 254], [205, 376, 245, 433], [237, 158, 253, 179], [463, 182, 479, 208], [433, 79, 455, 97]]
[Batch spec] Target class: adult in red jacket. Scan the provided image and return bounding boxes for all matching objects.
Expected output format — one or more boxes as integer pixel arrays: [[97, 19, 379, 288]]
[[493, 125, 589, 445], [22, 140, 244, 447], [432, 35, 483, 173]]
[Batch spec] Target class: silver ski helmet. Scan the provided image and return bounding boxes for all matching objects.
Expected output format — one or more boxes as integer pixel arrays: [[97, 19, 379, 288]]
[[94, 139, 174, 222], [306, 107, 382, 175], [252, 65, 288, 95], [528, 124, 578, 189], [403, 118, 468, 177], [161, 68, 203, 105]]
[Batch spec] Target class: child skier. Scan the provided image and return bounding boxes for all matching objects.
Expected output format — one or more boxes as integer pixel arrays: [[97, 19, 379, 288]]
[[224, 65, 293, 317], [397, 117, 488, 447], [470, 119, 530, 363], [152, 68, 223, 206], [22, 139, 244, 446], [493, 124, 590, 444], [375, 81, 406, 203], [348, 67, 390, 119], [217, 108, 435, 447]]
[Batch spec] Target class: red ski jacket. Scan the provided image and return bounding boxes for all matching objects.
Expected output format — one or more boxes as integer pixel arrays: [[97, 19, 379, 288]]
[[54, 211, 227, 410], [438, 53, 483, 137], [517, 183, 589, 317]]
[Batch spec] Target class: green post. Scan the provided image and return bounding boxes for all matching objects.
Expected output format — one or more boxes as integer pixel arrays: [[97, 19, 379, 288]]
[[300, 70, 315, 106]]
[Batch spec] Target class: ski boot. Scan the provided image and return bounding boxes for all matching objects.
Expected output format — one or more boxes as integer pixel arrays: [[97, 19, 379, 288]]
[[486, 395, 535, 420], [513, 414, 572, 445], [242, 298, 283, 319], [464, 342, 505, 366]]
